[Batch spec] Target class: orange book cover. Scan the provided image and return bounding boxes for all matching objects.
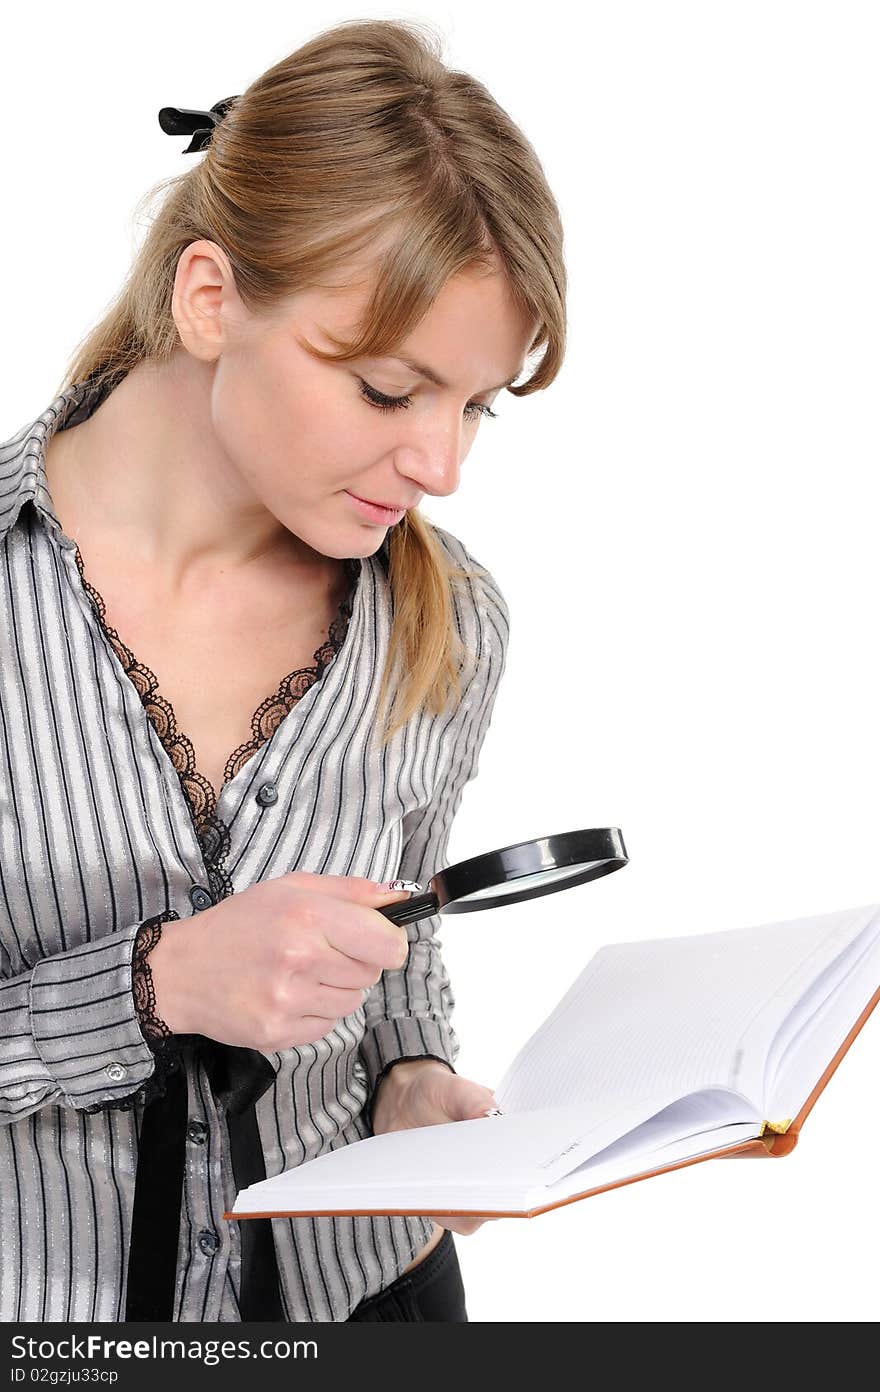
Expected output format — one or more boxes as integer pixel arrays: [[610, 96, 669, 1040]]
[[224, 982, 880, 1223], [221, 913, 880, 1230]]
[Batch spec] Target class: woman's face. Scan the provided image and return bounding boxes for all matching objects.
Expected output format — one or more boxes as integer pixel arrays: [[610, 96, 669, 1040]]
[[178, 241, 538, 561]]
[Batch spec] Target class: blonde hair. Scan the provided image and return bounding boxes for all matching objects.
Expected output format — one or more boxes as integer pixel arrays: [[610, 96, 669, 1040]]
[[55, 17, 567, 746]]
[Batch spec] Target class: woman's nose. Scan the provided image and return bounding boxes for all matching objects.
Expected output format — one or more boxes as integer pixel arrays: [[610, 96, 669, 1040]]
[[395, 424, 465, 499]]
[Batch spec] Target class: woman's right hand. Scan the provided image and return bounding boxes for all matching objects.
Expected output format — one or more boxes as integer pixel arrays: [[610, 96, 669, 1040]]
[[145, 872, 413, 1052]]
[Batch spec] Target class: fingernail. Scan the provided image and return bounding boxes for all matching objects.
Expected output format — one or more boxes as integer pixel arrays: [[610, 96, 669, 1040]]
[[385, 879, 423, 893]]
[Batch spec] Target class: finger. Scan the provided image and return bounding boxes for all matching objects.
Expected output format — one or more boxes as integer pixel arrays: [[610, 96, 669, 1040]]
[[320, 905, 409, 972], [438, 1078, 500, 1122], [287, 872, 415, 906], [318, 953, 384, 991]]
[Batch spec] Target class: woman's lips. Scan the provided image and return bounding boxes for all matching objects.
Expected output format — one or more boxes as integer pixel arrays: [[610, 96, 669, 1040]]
[[345, 491, 407, 524]]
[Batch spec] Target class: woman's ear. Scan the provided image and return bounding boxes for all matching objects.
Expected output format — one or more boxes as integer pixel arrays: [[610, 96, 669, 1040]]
[[171, 239, 248, 364]]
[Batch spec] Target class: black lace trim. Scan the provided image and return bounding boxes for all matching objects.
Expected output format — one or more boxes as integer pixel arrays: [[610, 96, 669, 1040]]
[[132, 914, 176, 1045], [73, 542, 361, 903]]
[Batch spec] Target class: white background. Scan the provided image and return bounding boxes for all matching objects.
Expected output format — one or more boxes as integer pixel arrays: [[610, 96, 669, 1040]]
[[4, 1, 879, 1323]]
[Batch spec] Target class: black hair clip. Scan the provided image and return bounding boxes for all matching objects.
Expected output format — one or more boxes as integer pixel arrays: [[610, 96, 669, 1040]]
[[157, 96, 240, 154]]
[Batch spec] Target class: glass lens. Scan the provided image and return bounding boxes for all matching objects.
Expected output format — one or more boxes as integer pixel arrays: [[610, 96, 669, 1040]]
[[455, 861, 603, 903]]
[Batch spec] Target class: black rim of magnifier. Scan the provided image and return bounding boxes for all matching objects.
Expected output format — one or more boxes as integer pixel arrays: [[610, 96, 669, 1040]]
[[379, 827, 628, 926]]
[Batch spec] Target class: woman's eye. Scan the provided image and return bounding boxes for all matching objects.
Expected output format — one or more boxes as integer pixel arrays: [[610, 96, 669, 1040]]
[[357, 378, 497, 421]]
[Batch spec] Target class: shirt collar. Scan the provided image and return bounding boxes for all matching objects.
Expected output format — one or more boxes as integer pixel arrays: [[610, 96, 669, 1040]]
[[0, 377, 108, 552]]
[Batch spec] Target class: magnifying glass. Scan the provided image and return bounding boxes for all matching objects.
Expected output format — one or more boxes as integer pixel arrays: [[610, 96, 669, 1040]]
[[377, 826, 628, 926]]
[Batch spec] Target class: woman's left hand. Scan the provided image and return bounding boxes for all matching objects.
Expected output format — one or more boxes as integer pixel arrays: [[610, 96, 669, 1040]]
[[371, 1058, 501, 1236]]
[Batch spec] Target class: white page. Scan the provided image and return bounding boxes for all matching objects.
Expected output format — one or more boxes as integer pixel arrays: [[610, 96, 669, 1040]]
[[496, 902, 880, 1119], [230, 902, 880, 1216], [766, 923, 880, 1120], [760, 919, 880, 1104], [542, 1088, 763, 1203], [232, 1087, 763, 1216], [232, 1096, 690, 1214], [231, 1103, 591, 1214]]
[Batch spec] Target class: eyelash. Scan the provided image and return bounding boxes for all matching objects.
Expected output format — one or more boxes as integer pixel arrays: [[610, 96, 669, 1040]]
[[357, 378, 498, 421]]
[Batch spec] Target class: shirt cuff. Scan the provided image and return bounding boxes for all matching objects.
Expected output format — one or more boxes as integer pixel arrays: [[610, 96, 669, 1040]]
[[359, 1016, 458, 1129], [29, 919, 159, 1109]]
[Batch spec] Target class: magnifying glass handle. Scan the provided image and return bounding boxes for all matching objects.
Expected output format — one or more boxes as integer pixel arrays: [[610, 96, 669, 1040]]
[[377, 891, 441, 927]]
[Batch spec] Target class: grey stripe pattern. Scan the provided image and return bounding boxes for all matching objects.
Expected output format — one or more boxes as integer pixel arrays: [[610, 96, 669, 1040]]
[[0, 380, 509, 1322]]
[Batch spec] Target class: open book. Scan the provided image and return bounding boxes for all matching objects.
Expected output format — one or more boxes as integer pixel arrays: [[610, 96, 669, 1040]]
[[224, 900, 880, 1220]]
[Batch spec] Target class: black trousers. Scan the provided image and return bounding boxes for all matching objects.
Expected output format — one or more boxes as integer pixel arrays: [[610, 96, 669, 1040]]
[[346, 1229, 468, 1322]]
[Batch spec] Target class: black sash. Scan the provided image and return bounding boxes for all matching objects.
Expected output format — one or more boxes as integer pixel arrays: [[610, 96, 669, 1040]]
[[124, 1043, 284, 1322]]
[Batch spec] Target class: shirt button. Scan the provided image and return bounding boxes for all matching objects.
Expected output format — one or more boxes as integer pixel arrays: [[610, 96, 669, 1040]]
[[105, 1062, 127, 1082], [198, 1229, 221, 1256], [187, 1119, 209, 1145], [256, 782, 278, 807], [189, 885, 214, 912]]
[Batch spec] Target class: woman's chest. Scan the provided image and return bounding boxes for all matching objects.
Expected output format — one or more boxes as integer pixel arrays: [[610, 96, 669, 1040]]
[[101, 591, 342, 796], [0, 524, 423, 974], [74, 548, 349, 800]]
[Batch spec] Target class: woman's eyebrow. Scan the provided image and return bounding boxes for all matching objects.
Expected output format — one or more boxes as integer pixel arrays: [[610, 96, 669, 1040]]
[[386, 356, 523, 394]]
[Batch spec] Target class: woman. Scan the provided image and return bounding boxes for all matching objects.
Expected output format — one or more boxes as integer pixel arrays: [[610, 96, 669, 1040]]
[[0, 18, 565, 1322]]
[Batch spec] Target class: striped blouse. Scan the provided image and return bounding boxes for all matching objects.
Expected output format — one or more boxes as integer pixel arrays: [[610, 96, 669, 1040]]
[[0, 375, 510, 1322]]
